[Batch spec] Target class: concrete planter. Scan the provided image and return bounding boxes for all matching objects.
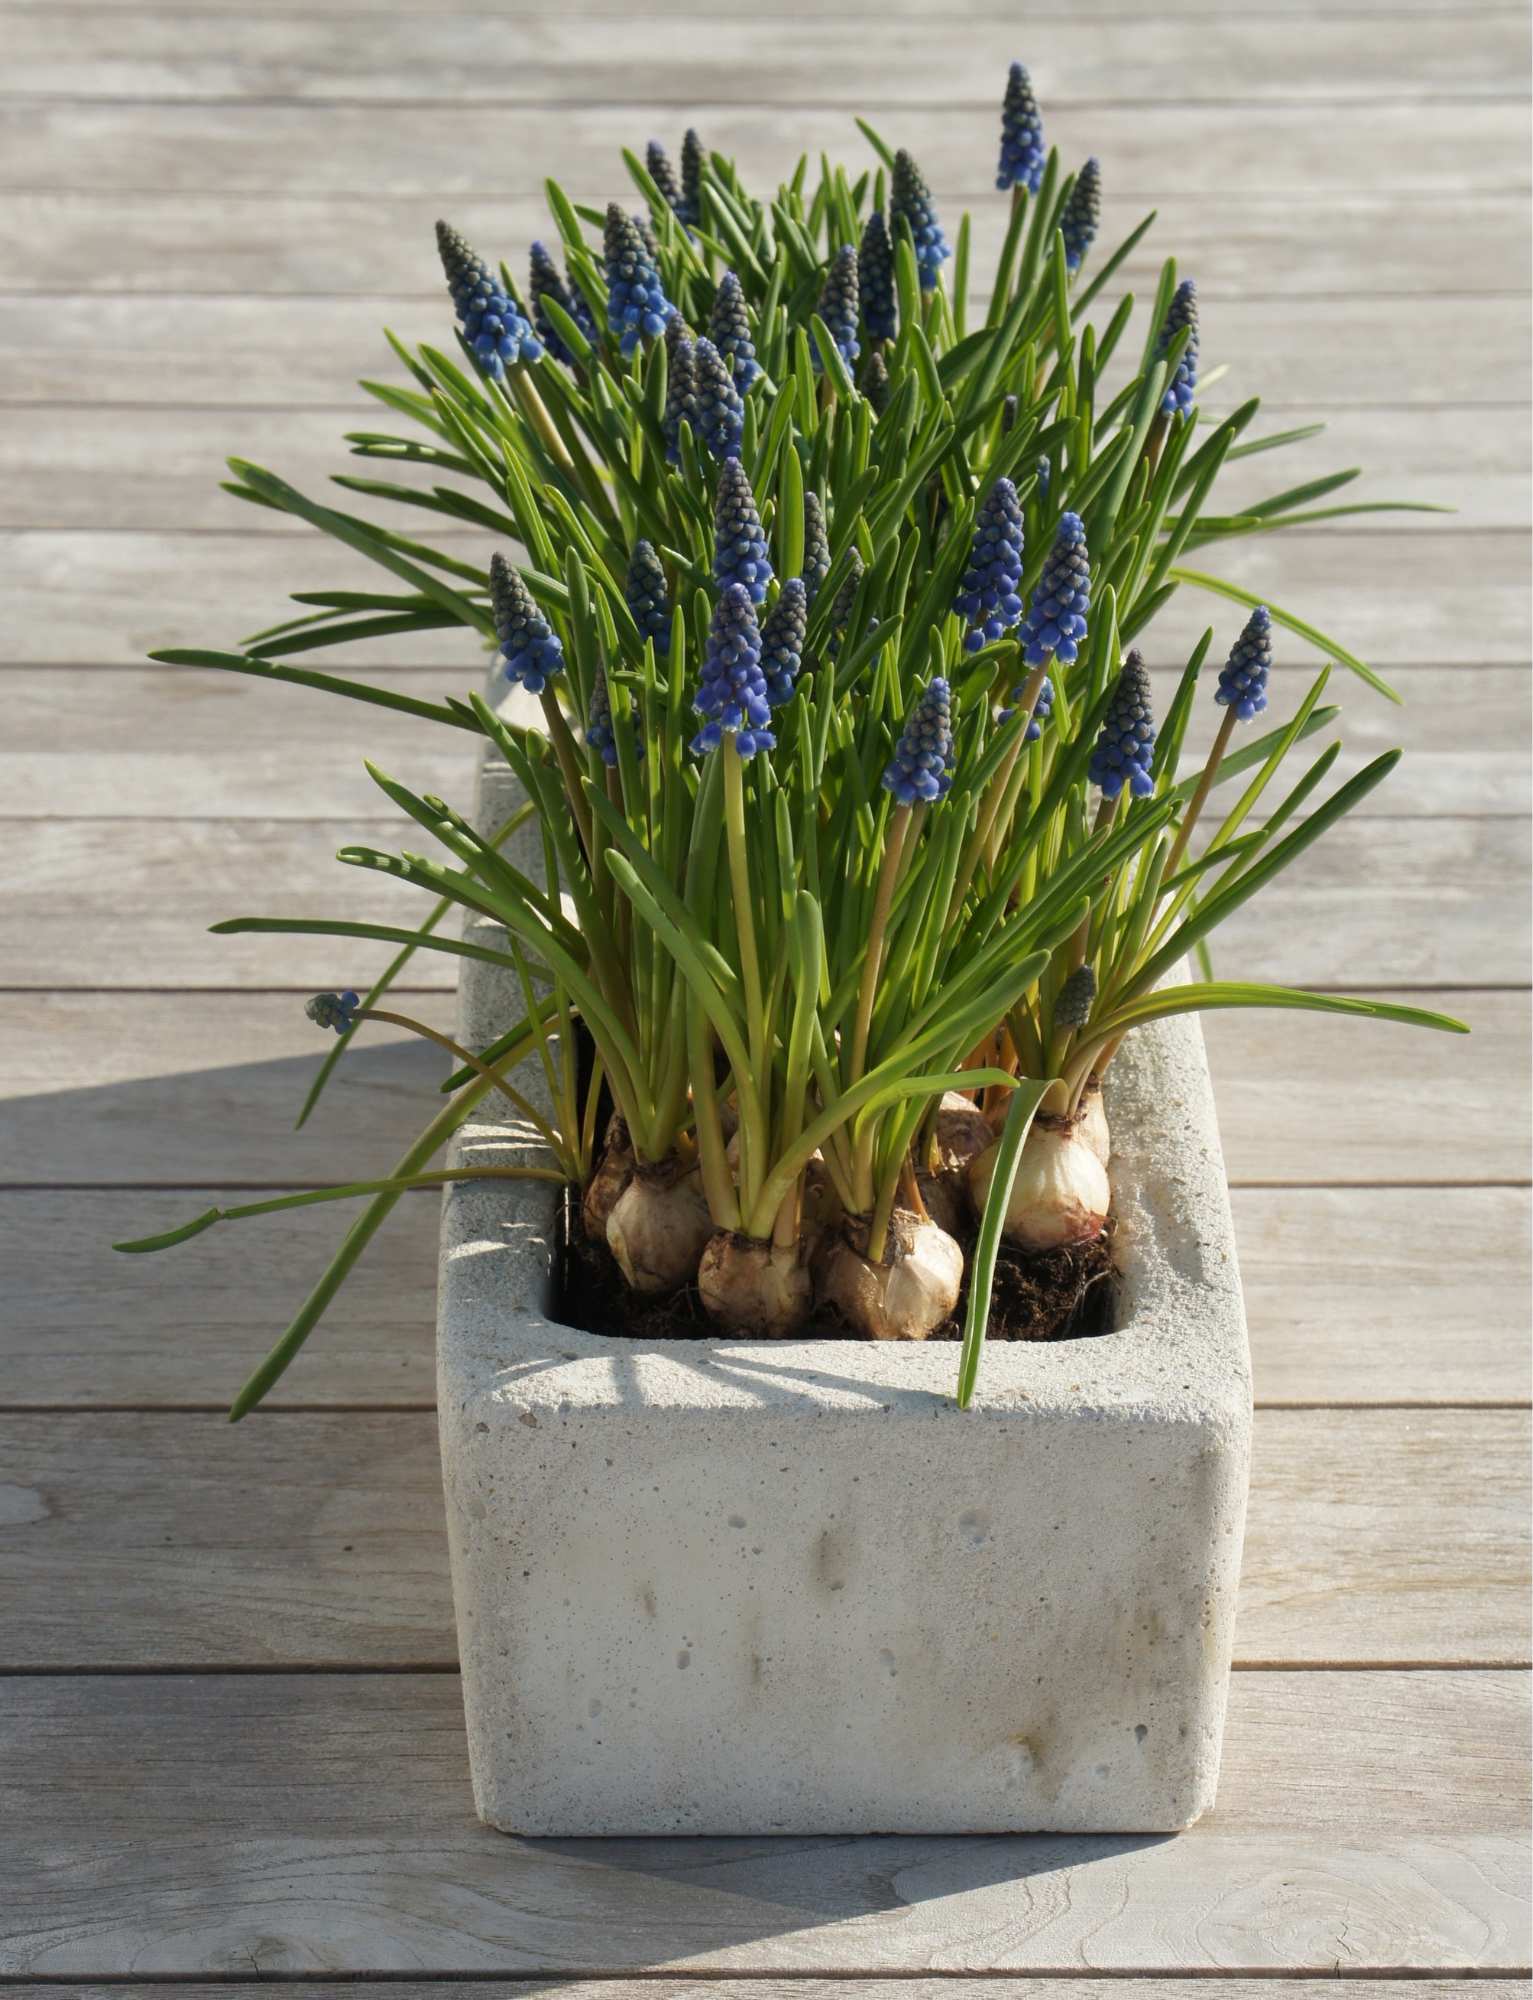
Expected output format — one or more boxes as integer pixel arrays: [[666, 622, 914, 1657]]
[[436, 758, 1251, 1837]]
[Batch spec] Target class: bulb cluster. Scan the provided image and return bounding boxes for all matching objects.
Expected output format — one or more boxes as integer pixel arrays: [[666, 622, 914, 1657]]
[[490, 551, 565, 694], [760, 578, 809, 706], [623, 540, 672, 653], [691, 583, 775, 758], [603, 204, 675, 357], [1154, 279, 1200, 416], [306, 990, 360, 1034], [859, 212, 897, 340], [813, 244, 861, 371], [954, 478, 1025, 652], [891, 151, 950, 291], [1018, 511, 1091, 667], [1088, 649, 1157, 798], [435, 222, 541, 380], [709, 271, 761, 391], [1060, 157, 1102, 271], [693, 337, 745, 460], [996, 63, 1046, 195], [1215, 606, 1273, 721], [712, 458, 773, 604], [883, 678, 955, 805], [528, 240, 597, 365]]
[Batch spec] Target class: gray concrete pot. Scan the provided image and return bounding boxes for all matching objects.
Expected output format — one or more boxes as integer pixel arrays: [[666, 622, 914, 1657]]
[[436, 756, 1251, 1837]]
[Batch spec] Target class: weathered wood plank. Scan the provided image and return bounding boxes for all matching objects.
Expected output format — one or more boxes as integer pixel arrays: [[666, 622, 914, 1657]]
[[2, 666, 1523, 819], [0, 1408, 1525, 1666], [3, 189, 1528, 301], [5, 294, 1526, 409], [22, 0, 1529, 17], [4, 13, 1526, 106], [0, 100, 1525, 205], [5, 1987, 1526, 2000], [3, 1184, 1524, 1410], [0, 1671, 1524, 1972], [3, 811, 1519, 987], [1, 526, 1525, 671], [4, 404, 1526, 537]]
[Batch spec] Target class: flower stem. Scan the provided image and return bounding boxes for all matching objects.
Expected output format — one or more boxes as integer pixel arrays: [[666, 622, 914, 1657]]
[[850, 802, 910, 1085], [1163, 702, 1238, 883], [539, 686, 594, 858], [509, 363, 577, 478]]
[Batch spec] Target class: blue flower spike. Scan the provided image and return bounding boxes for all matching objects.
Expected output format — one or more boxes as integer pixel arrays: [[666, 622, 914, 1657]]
[[693, 337, 745, 460], [1088, 648, 1157, 798], [489, 550, 565, 694], [678, 129, 704, 231], [891, 151, 950, 292], [586, 660, 640, 768], [863, 347, 891, 414], [1214, 605, 1272, 722], [1053, 965, 1096, 1031], [691, 582, 776, 758], [623, 540, 672, 653], [435, 221, 542, 380], [662, 314, 697, 464], [647, 140, 682, 214], [883, 677, 955, 805], [996, 63, 1046, 196], [1060, 158, 1102, 272], [709, 270, 761, 392], [954, 477, 1025, 654], [1018, 510, 1091, 667], [812, 244, 861, 372], [306, 990, 360, 1035], [827, 547, 866, 656], [603, 203, 675, 357], [1154, 278, 1200, 416], [859, 211, 897, 339], [712, 456, 773, 604], [760, 578, 808, 706], [528, 240, 597, 364], [801, 489, 831, 606]]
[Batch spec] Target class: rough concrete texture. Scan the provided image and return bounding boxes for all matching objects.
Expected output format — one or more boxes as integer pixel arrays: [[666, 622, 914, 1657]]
[[437, 745, 1252, 1836]]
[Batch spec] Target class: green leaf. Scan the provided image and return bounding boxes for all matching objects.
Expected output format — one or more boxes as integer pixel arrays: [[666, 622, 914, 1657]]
[[955, 1077, 1056, 1409], [147, 650, 485, 732], [1169, 567, 1403, 704]]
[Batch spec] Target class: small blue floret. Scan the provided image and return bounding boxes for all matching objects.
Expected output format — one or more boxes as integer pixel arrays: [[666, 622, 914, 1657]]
[[891, 151, 949, 292], [489, 550, 564, 694], [1088, 649, 1157, 798], [1017, 510, 1091, 668], [691, 583, 775, 758], [1214, 605, 1272, 722], [955, 477, 1025, 653], [883, 677, 955, 805], [996, 63, 1046, 195], [1154, 279, 1200, 416]]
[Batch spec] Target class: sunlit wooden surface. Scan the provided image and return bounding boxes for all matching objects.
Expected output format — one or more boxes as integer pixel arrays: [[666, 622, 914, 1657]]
[[1, 0, 1528, 1984]]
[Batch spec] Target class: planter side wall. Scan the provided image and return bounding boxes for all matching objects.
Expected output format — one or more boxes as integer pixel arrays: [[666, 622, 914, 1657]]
[[436, 752, 1252, 1835]]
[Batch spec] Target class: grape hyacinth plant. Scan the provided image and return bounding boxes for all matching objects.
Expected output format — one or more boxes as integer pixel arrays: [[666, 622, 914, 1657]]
[[129, 79, 1464, 1416]]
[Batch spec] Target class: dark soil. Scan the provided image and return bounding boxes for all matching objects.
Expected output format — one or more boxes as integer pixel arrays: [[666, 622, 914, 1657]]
[[556, 1183, 1118, 1345]]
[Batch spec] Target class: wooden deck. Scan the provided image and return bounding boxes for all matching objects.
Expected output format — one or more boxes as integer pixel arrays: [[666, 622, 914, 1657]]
[[1, 0, 1529, 1985]]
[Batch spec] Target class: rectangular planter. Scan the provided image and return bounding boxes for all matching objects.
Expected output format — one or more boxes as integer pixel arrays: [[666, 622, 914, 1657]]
[[436, 755, 1252, 1836]]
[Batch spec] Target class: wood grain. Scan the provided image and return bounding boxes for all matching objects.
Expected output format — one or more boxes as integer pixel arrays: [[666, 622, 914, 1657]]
[[4, 1987, 1527, 2000], [0, 1407, 1525, 1667], [4, 12, 1526, 106], [0, 1671, 1524, 1972]]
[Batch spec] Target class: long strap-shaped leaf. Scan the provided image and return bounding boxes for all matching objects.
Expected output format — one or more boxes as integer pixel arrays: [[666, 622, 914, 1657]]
[[1169, 566, 1402, 704], [956, 1076, 1058, 1409], [149, 648, 485, 732]]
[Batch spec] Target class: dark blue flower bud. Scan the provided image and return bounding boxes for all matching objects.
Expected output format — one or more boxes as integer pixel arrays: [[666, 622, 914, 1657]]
[[1034, 454, 1050, 500], [1154, 278, 1199, 416], [1002, 667, 1055, 742], [759, 578, 808, 706], [996, 63, 1046, 195], [954, 477, 1025, 653], [1214, 606, 1272, 722], [435, 220, 542, 380], [489, 550, 564, 694], [647, 141, 682, 214], [586, 660, 641, 767], [691, 582, 775, 758], [859, 211, 897, 340], [1053, 964, 1096, 1030], [891, 152, 950, 292], [603, 204, 676, 358], [306, 990, 359, 1034], [1088, 648, 1157, 798], [1018, 510, 1091, 667], [801, 489, 831, 606], [712, 456, 773, 604], [528, 239, 598, 366], [662, 314, 697, 464], [883, 678, 954, 805], [812, 244, 861, 372], [709, 270, 761, 392], [1060, 158, 1102, 272], [623, 539, 671, 653], [863, 346, 891, 413], [678, 129, 705, 231], [693, 336, 745, 461]]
